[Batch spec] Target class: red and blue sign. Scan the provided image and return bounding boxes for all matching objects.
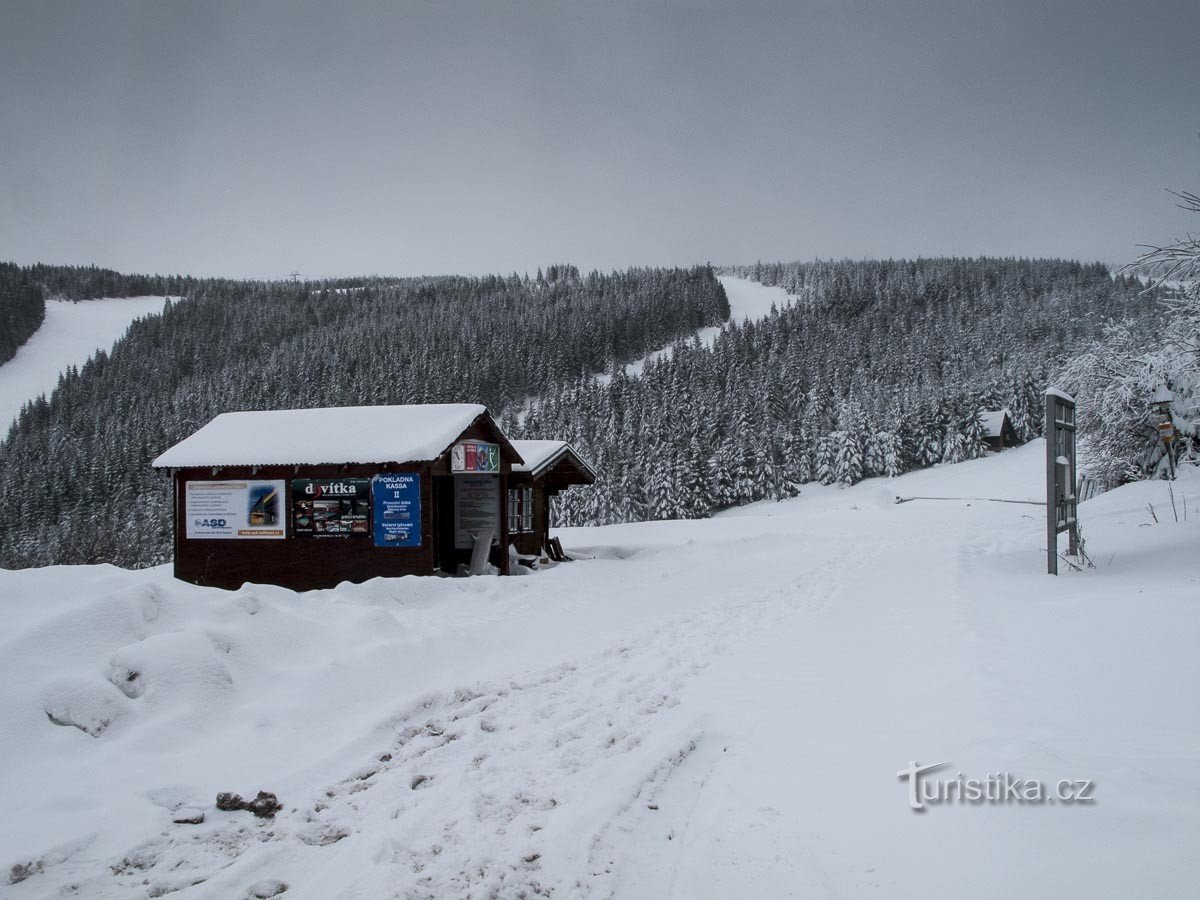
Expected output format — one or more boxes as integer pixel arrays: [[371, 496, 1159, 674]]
[[451, 441, 500, 473]]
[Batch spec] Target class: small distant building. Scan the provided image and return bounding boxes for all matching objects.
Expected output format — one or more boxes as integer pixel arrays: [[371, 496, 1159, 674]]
[[508, 440, 597, 557], [152, 404, 595, 591], [979, 408, 1019, 451]]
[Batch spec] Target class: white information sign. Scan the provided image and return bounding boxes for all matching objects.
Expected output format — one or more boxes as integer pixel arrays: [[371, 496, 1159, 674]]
[[185, 480, 287, 540], [453, 475, 499, 549]]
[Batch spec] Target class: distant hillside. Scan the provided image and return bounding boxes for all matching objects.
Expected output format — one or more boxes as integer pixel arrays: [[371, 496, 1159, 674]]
[[513, 258, 1170, 525], [0, 255, 1173, 569], [21, 263, 197, 301], [0, 264, 728, 568], [1, 261, 196, 367], [0, 295, 170, 429]]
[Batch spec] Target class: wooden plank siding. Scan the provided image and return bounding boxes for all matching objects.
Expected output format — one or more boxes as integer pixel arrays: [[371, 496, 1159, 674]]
[[508, 453, 596, 558], [171, 413, 520, 590]]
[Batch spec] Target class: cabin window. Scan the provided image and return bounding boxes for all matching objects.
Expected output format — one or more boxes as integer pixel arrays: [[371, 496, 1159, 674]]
[[507, 485, 534, 533]]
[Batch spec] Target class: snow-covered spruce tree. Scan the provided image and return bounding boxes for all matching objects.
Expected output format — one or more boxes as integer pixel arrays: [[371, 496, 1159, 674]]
[[680, 437, 715, 518], [733, 437, 759, 503], [963, 411, 990, 459], [1058, 189, 1200, 481], [710, 446, 737, 509], [1007, 375, 1039, 442], [863, 426, 886, 477], [864, 427, 903, 477], [833, 429, 864, 486], [940, 422, 967, 465], [1059, 313, 1198, 481], [814, 434, 836, 485], [917, 421, 942, 467], [648, 453, 677, 521], [783, 431, 812, 488]]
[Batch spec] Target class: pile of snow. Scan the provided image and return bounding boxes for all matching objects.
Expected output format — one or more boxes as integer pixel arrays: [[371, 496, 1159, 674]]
[[1, 443, 1197, 898], [0, 297, 169, 430]]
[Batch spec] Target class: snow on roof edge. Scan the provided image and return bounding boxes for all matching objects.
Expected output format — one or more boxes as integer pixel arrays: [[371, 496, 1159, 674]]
[[152, 403, 492, 468], [977, 408, 1012, 438], [510, 439, 597, 480]]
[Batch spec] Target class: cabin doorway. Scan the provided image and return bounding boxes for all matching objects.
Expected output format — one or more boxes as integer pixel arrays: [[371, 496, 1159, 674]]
[[433, 476, 456, 573]]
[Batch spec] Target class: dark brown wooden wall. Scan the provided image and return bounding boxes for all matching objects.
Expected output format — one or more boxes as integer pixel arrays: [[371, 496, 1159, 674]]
[[507, 476, 548, 557], [174, 461, 435, 591], [171, 414, 519, 590]]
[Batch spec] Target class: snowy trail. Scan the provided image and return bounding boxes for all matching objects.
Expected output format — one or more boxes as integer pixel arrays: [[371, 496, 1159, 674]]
[[3, 444, 1199, 898], [598, 277, 789, 382], [6, 540, 843, 898], [0, 296, 168, 429]]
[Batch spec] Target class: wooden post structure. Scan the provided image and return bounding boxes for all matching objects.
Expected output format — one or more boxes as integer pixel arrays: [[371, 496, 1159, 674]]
[[1045, 388, 1079, 575]]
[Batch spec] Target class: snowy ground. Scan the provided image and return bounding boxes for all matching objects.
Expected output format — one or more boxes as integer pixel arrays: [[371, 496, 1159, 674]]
[[597, 277, 790, 383], [0, 297, 169, 430], [1, 443, 1198, 899]]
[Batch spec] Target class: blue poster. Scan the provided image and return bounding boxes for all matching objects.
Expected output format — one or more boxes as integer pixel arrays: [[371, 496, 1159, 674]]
[[372, 474, 422, 547]]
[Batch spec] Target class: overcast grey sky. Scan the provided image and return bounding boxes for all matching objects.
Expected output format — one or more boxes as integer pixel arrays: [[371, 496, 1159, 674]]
[[1, 0, 1197, 278]]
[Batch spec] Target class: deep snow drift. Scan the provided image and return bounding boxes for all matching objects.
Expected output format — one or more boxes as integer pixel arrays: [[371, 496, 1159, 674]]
[[0, 296, 168, 430], [1, 443, 1197, 899]]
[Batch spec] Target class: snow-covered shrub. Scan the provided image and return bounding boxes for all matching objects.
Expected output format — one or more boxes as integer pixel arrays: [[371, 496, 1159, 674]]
[[1059, 295, 1199, 482]]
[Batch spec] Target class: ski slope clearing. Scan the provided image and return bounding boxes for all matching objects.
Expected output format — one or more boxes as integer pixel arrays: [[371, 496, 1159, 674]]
[[0, 297, 168, 430], [599, 276, 790, 382], [1, 443, 1197, 899]]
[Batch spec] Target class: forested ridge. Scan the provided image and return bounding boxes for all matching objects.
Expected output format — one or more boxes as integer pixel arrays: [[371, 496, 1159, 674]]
[[511, 258, 1169, 525], [0, 256, 1171, 569], [20, 263, 199, 301], [0, 261, 205, 366], [0, 264, 727, 567]]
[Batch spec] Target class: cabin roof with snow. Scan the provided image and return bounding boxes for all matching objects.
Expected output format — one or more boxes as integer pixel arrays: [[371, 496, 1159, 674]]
[[978, 408, 1012, 439], [510, 439, 597, 482], [152, 403, 518, 468]]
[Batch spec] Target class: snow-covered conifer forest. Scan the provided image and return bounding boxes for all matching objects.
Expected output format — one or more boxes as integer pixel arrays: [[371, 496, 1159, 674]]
[[0, 256, 1178, 569]]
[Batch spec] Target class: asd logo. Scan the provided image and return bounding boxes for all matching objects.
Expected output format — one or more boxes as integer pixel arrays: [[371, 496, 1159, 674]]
[[194, 518, 228, 529]]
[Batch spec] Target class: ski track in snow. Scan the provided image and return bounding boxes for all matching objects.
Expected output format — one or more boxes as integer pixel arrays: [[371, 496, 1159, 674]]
[[7, 555, 840, 900], [0, 296, 168, 430], [597, 277, 790, 383]]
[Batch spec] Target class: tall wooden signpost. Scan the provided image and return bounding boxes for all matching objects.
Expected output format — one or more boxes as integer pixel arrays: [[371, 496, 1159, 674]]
[[1045, 388, 1079, 575]]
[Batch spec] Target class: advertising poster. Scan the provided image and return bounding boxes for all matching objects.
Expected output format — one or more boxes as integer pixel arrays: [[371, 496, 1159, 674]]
[[372, 474, 422, 548], [185, 480, 287, 539], [292, 478, 371, 538], [450, 441, 500, 473], [454, 474, 500, 549]]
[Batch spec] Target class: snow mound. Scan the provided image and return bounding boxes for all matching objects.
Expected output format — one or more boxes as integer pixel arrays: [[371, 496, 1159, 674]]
[[42, 676, 129, 737], [1, 444, 1198, 898]]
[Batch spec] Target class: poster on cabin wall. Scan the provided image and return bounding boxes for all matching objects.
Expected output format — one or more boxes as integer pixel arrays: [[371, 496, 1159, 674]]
[[372, 474, 422, 547], [184, 480, 287, 539], [454, 474, 500, 549], [292, 478, 371, 537], [451, 441, 500, 473]]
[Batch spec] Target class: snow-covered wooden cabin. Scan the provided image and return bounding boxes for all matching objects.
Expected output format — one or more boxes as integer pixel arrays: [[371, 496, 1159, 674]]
[[507, 440, 597, 557], [979, 408, 1019, 451], [152, 404, 592, 591]]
